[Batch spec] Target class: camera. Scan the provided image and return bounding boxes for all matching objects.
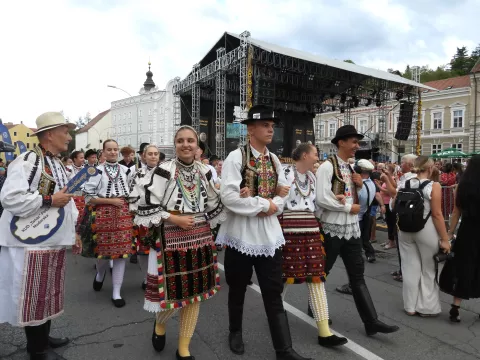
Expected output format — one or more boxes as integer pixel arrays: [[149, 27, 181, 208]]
[[433, 251, 454, 263]]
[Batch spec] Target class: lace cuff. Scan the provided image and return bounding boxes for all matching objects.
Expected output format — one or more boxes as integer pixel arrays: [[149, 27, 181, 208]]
[[134, 205, 170, 227]]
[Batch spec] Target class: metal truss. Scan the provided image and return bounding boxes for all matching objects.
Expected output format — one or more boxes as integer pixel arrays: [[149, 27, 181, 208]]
[[410, 66, 421, 155], [377, 91, 390, 161], [215, 47, 226, 159], [191, 64, 201, 132], [238, 31, 250, 146], [173, 77, 181, 135]]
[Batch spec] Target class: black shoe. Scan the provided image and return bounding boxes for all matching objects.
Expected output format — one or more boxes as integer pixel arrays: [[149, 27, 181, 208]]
[[268, 311, 313, 360], [152, 321, 166, 352], [365, 320, 399, 336], [366, 256, 376, 263], [48, 336, 70, 349], [130, 254, 138, 264], [30, 350, 60, 360], [176, 350, 195, 360], [111, 298, 126, 308], [247, 280, 253, 286], [317, 335, 348, 347], [449, 305, 461, 322], [93, 272, 106, 291], [336, 283, 352, 295], [142, 281, 147, 291], [228, 331, 245, 355]]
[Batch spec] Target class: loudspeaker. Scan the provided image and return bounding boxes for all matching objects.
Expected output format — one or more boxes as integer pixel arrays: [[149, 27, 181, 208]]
[[394, 101, 415, 141]]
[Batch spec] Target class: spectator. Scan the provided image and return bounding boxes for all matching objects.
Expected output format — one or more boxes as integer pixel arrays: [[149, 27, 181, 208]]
[[452, 162, 463, 184], [119, 146, 136, 170], [376, 164, 397, 251], [396, 156, 450, 316]]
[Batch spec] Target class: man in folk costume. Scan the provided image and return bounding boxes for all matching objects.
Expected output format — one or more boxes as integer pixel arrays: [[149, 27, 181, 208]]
[[314, 125, 399, 336], [217, 105, 312, 360], [0, 112, 77, 359]]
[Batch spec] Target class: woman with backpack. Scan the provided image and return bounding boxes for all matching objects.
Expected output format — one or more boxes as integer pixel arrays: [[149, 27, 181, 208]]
[[439, 156, 480, 322], [395, 156, 451, 316]]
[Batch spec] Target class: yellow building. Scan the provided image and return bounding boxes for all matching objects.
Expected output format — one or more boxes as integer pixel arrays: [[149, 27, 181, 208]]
[[5, 122, 39, 156]]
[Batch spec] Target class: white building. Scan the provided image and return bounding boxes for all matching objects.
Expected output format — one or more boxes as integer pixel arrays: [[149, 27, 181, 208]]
[[75, 109, 112, 150], [110, 64, 176, 151]]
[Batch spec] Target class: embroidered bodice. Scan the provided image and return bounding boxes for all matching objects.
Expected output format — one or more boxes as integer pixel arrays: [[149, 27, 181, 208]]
[[83, 162, 132, 203], [283, 165, 316, 212]]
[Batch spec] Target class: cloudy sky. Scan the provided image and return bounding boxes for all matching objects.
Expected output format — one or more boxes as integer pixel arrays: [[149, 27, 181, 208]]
[[0, 0, 478, 127]]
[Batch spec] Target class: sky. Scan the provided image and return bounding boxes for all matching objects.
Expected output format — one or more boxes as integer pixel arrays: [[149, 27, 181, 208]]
[[0, 0, 478, 127]]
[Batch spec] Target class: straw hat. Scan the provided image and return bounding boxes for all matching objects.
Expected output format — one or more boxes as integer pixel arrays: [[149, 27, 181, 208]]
[[33, 112, 76, 136]]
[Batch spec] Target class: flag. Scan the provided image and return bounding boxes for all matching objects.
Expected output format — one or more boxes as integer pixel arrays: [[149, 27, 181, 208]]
[[0, 123, 15, 161], [17, 141, 27, 154]]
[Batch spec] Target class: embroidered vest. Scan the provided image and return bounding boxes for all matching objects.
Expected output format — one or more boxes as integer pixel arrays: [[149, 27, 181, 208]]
[[240, 146, 278, 199], [327, 156, 358, 204], [26, 147, 57, 196]]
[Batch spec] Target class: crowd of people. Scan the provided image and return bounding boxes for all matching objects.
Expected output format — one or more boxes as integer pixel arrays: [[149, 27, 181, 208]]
[[0, 108, 478, 360]]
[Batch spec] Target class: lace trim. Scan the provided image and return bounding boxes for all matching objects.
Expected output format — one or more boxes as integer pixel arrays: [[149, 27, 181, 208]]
[[205, 202, 228, 229], [216, 235, 285, 257], [321, 222, 360, 240], [134, 212, 170, 227]]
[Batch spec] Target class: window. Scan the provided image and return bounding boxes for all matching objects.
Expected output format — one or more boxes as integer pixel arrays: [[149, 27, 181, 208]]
[[328, 122, 336, 138], [328, 147, 336, 155], [452, 143, 462, 151], [453, 110, 463, 128], [129, 124, 132, 132], [14, 131, 17, 136], [139, 109, 143, 117], [149, 108, 152, 116], [26, 133, 30, 137], [148, 121, 153, 131], [359, 119, 368, 134], [319, 124, 325, 138], [129, 112, 132, 119], [432, 144, 442, 154], [433, 112, 442, 129], [26, 143, 30, 149]]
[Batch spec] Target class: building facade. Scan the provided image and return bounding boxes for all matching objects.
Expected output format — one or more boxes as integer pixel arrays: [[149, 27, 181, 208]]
[[109, 64, 176, 151], [315, 70, 479, 161], [75, 109, 111, 150], [5, 122, 39, 156]]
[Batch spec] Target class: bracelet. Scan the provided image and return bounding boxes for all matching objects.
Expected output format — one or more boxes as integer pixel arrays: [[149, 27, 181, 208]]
[[42, 195, 52, 207]]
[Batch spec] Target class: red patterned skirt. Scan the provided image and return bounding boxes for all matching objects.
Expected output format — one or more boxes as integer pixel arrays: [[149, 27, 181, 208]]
[[135, 225, 153, 255], [72, 195, 85, 226], [144, 213, 220, 312], [279, 210, 326, 284], [19, 248, 66, 326], [80, 199, 135, 259]]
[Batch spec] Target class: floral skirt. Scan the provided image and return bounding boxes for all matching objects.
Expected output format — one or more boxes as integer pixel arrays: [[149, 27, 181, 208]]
[[73, 196, 85, 226], [144, 213, 220, 312], [135, 225, 153, 255], [80, 199, 135, 259], [279, 210, 326, 284]]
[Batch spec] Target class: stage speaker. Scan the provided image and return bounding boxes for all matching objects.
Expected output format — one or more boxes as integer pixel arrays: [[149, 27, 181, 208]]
[[394, 101, 415, 141]]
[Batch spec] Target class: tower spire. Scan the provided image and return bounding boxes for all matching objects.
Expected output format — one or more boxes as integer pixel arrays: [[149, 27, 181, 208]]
[[143, 61, 155, 91]]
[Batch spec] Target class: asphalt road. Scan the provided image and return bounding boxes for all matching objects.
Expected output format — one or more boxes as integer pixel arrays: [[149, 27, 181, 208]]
[[1, 229, 480, 360]]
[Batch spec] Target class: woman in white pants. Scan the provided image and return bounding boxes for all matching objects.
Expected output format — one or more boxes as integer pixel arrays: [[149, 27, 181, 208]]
[[395, 156, 451, 316]]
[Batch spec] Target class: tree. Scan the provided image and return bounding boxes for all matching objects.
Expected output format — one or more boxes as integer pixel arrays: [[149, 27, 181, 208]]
[[75, 112, 91, 129], [450, 46, 471, 75], [343, 59, 355, 64]]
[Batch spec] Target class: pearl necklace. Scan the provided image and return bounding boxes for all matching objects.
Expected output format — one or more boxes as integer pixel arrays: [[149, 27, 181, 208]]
[[293, 165, 312, 198]]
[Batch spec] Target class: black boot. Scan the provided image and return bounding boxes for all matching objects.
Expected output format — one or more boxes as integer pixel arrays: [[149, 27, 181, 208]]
[[25, 322, 53, 359], [449, 305, 461, 323], [228, 289, 245, 355], [351, 283, 399, 336], [268, 311, 313, 360], [46, 321, 70, 349]]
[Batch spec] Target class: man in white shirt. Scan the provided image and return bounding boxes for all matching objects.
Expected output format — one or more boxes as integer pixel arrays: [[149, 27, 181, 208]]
[[217, 105, 311, 360], [315, 125, 399, 336]]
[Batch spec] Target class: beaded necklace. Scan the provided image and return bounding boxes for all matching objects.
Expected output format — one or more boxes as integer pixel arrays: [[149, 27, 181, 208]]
[[105, 162, 120, 182], [175, 159, 201, 211], [293, 165, 312, 198]]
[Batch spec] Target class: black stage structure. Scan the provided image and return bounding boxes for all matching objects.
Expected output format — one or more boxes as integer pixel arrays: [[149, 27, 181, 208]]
[[172, 31, 435, 160]]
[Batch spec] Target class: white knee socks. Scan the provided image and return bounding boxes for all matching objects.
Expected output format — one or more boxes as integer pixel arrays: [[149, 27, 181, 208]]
[[95, 259, 109, 282], [112, 258, 126, 300], [138, 255, 149, 283]]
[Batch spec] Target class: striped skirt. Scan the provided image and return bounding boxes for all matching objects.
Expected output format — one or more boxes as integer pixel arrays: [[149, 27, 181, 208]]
[[279, 210, 326, 284], [80, 199, 135, 259], [144, 213, 220, 312]]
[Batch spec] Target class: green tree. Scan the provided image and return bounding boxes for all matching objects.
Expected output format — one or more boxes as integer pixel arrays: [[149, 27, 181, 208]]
[[450, 46, 471, 75], [343, 59, 355, 64]]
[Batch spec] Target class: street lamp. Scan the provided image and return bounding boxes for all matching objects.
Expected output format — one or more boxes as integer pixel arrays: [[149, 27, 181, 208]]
[[107, 85, 139, 149]]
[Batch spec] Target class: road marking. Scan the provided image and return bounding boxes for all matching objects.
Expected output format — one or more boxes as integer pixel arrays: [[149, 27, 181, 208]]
[[217, 262, 385, 360]]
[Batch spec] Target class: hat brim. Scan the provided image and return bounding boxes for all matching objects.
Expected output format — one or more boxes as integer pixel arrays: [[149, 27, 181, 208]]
[[331, 133, 364, 145], [241, 117, 280, 125], [32, 123, 76, 136]]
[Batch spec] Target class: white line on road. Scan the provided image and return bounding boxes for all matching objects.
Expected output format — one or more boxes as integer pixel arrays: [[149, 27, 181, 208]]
[[217, 262, 385, 360]]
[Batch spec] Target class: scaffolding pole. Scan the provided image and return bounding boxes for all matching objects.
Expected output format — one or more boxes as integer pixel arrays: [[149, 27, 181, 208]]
[[215, 47, 226, 159], [239, 31, 251, 146], [173, 77, 181, 136], [191, 63, 201, 133]]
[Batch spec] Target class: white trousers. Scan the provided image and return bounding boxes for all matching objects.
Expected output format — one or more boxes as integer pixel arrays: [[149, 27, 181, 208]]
[[398, 219, 441, 314]]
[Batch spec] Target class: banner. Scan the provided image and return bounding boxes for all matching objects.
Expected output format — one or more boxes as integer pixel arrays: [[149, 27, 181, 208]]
[[0, 122, 14, 161], [17, 141, 27, 154]]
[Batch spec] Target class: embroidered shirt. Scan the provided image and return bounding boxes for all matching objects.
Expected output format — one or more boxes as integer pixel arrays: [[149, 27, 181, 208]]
[[315, 155, 360, 240], [216, 146, 288, 257], [129, 160, 224, 229], [283, 165, 316, 212], [83, 163, 133, 203]]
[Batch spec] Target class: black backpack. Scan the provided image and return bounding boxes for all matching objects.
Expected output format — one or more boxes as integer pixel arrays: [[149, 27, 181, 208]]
[[395, 179, 432, 233]]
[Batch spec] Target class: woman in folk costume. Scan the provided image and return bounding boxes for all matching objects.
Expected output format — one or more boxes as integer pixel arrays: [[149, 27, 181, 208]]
[[131, 125, 224, 360], [80, 139, 135, 308], [281, 143, 347, 348], [67, 151, 86, 223], [0, 112, 76, 359], [128, 144, 160, 290]]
